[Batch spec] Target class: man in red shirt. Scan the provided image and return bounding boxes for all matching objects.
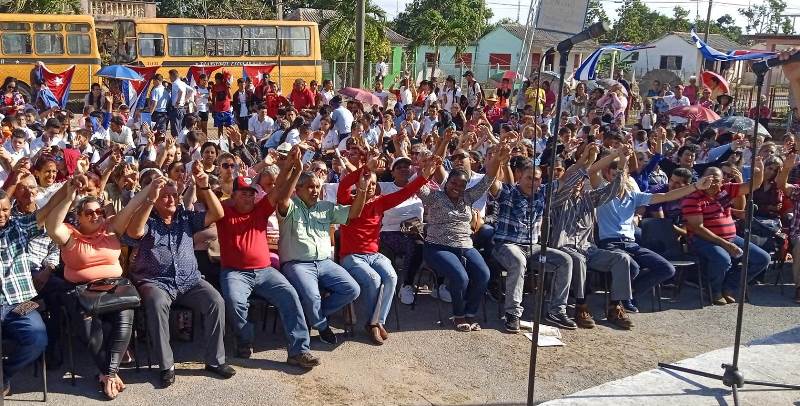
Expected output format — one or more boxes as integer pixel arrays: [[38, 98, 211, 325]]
[[748, 94, 771, 128], [210, 72, 233, 132], [288, 78, 315, 111], [683, 158, 770, 305], [264, 81, 290, 119], [215, 146, 321, 368]]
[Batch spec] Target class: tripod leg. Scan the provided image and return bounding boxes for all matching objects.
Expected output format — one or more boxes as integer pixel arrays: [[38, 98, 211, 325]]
[[731, 383, 739, 406], [742, 379, 800, 390], [658, 362, 726, 380]]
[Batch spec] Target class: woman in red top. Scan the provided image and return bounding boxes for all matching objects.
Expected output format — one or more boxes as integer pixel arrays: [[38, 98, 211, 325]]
[[337, 156, 440, 344]]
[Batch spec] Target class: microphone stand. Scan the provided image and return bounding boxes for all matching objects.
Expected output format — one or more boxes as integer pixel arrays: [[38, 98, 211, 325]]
[[527, 45, 570, 406], [656, 64, 800, 405]]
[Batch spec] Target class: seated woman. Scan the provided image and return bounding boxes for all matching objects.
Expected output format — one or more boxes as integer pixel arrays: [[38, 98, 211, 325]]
[[337, 156, 438, 344], [419, 142, 510, 331], [44, 174, 159, 399]]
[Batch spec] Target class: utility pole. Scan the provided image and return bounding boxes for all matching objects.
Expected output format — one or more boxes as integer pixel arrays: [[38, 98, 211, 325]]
[[355, 0, 366, 89], [276, 0, 283, 20], [696, 0, 712, 81]]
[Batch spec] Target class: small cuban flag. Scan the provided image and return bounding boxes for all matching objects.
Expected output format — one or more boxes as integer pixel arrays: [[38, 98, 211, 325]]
[[243, 65, 277, 88], [38, 64, 75, 109]]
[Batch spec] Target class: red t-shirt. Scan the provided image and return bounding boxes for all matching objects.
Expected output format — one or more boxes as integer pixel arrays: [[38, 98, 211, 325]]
[[682, 183, 741, 241], [290, 88, 315, 110], [212, 83, 231, 113], [216, 198, 275, 270]]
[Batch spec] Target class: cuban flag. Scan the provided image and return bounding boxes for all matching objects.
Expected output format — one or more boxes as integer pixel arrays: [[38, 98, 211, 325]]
[[690, 29, 775, 62], [243, 65, 276, 88], [120, 65, 161, 113], [38, 64, 75, 109], [187, 65, 225, 87], [573, 43, 653, 81]]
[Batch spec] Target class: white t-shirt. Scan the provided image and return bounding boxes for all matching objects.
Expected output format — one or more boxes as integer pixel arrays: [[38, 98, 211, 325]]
[[237, 92, 249, 117], [442, 87, 461, 111], [249, 115, 275, 141], [399, 87, 413, 106], [379, 179, 424, 232], [195, 87, 210, 113], [321, 130, 339, 150], [320, 90, 335, 106], [422, 116, 437, 135], [373, 90, 389, 107], [664, 95, 690, 124]]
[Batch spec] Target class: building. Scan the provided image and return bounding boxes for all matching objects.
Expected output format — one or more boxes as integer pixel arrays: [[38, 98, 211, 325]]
[[412, 24, 597, 85], [741, 34, 800, 90], [80, 0, 156, 29], [630, 32, 746, 81], [286, 8, 411, 85]]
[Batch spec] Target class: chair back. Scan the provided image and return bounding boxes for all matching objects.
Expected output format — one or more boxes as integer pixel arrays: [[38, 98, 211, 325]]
[[639, 217, 687, 260]]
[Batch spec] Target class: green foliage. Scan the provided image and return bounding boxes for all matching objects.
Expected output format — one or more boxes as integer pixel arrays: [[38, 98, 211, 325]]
[[585, 0, 609, 25], [694, 14, 743, 43], [157, 0, 274, 19], [315, 0, 391, 62], [738, 0, 794, 35], [0, 0, 79, 14], [392, 0, 492, 53]]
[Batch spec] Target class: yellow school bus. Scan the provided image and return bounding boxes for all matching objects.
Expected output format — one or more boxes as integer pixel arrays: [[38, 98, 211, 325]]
[[110, 18, 322, 92], [0, 13, 101, 101]]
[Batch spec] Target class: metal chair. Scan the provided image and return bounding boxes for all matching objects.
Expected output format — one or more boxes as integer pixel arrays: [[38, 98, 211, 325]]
[[640, 218, 703, 310]]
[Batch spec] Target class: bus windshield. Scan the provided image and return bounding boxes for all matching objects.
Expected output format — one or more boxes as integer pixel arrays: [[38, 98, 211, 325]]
[[111, 20, 137, 64]]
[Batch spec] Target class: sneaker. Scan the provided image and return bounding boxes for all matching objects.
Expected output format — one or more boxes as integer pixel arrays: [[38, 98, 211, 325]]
[[574, 304, 596, 329], [398, 284, 415, 305], [622, 299, 639, 313], [160, 368, 176, 388], [318, 327, 338, 344], [722, 292, 737, 304], [438, 285, 453, 303], [205, 364, 236, 379], [712, 296, 728, 306], [544, 312, 578, 330], [287, 352, 321, 369], [504, 313, 521, 333], [236, 342, 253, 359], [607, 304, 634, 330]]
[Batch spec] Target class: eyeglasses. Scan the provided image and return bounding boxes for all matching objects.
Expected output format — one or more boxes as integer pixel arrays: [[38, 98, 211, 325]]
[[82, 208, 106, 217], [313, 167, 328, 174], [221, 163, 239, 170]]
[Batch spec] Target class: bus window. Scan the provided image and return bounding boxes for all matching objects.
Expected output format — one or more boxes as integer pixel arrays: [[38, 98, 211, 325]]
[[206, 26, 241, 57], [67, 33, 91, 55], [66, 23, 91, 33], [280, 27, 310, 57], [242, 26, 277, 56], [111, 20, 137, 63], [33, 23, 63, 31], [138, 33, 164, 57], [1, 33, 31, 55], [35, 33, 64, 55], [168, 25, 204, 57]]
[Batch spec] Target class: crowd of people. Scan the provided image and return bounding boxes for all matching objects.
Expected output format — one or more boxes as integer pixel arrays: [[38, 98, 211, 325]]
[[0, 51, 799, 401]]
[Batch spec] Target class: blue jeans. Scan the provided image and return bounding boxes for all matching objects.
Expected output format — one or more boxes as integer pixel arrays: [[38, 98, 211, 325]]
[[168, 107, 185, 138], [598, 239, 676, 298], [473, 224, 495, 256], [220, 268, 310, 357], [341, 253, 397, 325], [282, 259, 361, 331], [423, 243, 490, 317], [1, 305, 47, 386], [690, 235, 770, 297]]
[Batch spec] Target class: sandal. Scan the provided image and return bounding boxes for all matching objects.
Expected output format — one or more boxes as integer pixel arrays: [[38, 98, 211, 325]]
[[466, 317, 481, 331], [453, 317, 471, 332]]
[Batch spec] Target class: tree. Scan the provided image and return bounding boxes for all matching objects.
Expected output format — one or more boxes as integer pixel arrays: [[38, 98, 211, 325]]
[[694, 14, 743, 43], [738, 0, 793, 35], [585, 0, 609, 25], [670, 6, 690, 32], [0, 0, 78, 14], [606, 0, 655, 43], [318, 0, 391, 63], [392, 0, 492, 80], [158, 0, 274, 19]]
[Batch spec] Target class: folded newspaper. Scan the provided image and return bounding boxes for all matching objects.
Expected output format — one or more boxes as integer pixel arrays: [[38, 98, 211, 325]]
[[520, 321, 565, 347]]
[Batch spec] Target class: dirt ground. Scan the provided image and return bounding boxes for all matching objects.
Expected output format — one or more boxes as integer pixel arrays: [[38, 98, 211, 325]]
[[7, 266, 800, 406]]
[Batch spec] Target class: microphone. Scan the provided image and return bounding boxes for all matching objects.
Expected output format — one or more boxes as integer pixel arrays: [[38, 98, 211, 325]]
[[556, 21, 610, 53], [751, 51, 800, 75]]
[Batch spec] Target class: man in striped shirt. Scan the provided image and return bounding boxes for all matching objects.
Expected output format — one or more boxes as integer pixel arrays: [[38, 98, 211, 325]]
[[683, 159, 770, 305]]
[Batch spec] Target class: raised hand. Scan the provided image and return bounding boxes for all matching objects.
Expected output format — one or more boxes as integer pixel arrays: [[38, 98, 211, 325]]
[[289, 145, 303, 169], [617, 143, 633, 158], [753, 156, 764, 174], [696, 175, 714, 190], [68, 174, 88, 193], [147, 175, 167, 201], [357, 168, 373, 191], [419, 155, 442, 179], [76, 156, 90, 174]]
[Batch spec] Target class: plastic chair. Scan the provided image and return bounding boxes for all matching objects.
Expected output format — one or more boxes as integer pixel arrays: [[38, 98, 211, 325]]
[[640, 217, 703, 310]]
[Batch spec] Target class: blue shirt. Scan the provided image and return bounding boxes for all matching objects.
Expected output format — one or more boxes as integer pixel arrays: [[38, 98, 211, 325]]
[[596, 189, 653, 241], [493, 184, 544, 245], [331, 106, 354, 135], [124, 207, 207, 300], [149, 85, 169, 113]]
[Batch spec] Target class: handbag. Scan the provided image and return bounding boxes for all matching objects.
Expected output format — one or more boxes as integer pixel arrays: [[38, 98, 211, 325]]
[[74, 277, 141, 316], [400, 217, 424, 239]]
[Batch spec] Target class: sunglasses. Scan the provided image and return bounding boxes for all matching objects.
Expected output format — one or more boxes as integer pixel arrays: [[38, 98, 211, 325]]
[[313, 167, 328, 174], [82, 208, 106, 217], [221, 163, 239, 169]]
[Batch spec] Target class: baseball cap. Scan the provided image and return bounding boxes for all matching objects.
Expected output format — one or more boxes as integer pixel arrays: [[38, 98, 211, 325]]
[[391, 156, 412, 170], [233, 176, 257, 192], [276, 142, 292, 155]]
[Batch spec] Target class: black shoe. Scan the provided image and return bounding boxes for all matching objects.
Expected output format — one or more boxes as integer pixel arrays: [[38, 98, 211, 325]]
[[287, 352, 321, 369], [622, 299, 639, 313], [236, 342, 253, 359], [318, 327, 338, 344], [544, 312, 578, 330], [504, 313, 521, 333], [205, 364, 236, 379], [160, 368, 176, 388]]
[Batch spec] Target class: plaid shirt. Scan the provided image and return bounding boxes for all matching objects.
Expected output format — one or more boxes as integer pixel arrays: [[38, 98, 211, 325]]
[[0, 213, 45, 305], [493, 183, 544, 245], [12, 206, 59, 273]]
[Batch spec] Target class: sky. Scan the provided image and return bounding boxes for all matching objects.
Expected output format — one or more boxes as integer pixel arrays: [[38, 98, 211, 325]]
[[376, 0, 800, 32]]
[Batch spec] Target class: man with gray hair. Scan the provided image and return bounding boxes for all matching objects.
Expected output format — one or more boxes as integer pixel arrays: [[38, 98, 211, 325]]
[[123, 163, 234, 387]]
